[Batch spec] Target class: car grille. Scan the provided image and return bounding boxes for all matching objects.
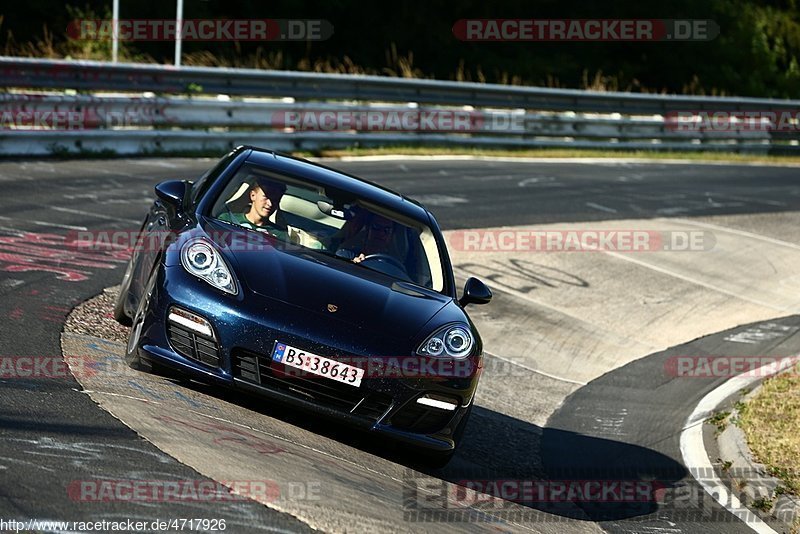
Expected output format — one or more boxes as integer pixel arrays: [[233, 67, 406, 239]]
[[167, 323, 220, 367], [231, 348, 392, 422], [389, 402, 456, 434]]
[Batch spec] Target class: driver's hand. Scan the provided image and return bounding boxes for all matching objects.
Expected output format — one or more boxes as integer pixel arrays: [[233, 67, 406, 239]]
[[353, 253, 366, 263]]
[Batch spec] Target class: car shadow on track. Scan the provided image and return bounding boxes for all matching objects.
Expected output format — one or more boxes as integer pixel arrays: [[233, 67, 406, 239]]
[[170, 377, 686, 523], [433, 406, 688, 522]]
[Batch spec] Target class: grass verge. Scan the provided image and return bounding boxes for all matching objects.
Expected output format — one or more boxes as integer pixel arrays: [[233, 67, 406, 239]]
[[7, 144, 800, 163], [308, 146, 800, 164], [738, 372, 800, 495]]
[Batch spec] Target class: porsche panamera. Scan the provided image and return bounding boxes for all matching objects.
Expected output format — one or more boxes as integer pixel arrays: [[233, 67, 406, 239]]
[[114, 146, 492, 465]]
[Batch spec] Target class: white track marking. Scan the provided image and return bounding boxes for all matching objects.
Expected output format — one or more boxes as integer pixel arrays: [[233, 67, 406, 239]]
[[585, 202, 618, 213], [667, 218, 800, 251], [50, 206, 140, 224], [709, 193, 787, 208], [125, 159, 189, 168], [413, 194, 469, 207], [485, 350, 587, 386], [679, 358, 797, 534], [0, 215, 87, 231], [29, 220, 88, 231], [0, 226, 27, 237], [723, 323, 797, 344], [603, 251, 798, 313], [0, 279, 24, 289], [518, 176, 560, 187]]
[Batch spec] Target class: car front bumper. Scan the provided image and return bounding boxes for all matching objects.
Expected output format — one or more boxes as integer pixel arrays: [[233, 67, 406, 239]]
[[133, 264, 480, 452]]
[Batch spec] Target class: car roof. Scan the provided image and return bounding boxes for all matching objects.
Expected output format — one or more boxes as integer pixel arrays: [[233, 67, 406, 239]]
[[242, 147, 433, 225]]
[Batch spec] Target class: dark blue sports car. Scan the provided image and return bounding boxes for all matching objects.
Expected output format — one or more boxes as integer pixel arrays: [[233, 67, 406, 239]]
[[114, 146, 492, 465]]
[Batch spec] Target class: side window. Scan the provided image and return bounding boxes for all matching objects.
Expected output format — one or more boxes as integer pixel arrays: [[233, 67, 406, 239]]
[[191, 150, 238, 205]]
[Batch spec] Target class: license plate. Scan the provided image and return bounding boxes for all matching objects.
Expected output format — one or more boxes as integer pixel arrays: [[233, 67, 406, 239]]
[[271, 342, 364, 387]]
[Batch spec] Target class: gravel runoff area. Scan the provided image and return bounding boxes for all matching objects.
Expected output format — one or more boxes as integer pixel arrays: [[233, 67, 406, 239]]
[[64, 286, 130, 345]]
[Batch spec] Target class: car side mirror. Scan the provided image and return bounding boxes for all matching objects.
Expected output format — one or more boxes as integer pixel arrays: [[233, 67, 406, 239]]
[[459, 277, 492, 307], [154, 180, 188, 218]]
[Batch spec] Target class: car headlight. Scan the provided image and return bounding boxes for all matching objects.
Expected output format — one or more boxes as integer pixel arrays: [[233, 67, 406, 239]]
[[180, 238, 238, 295], [417, 324, 474, 359]]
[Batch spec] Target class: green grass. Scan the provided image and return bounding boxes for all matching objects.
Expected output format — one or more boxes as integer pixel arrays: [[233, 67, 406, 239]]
[[706, 411, 731, 433], [751, 496, 774, 513], [738, 373, 800, 495]]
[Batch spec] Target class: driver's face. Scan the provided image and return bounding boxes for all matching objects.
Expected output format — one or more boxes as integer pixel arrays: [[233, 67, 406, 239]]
[[249, 186, 282, 221], [367, 216, 393, 245]]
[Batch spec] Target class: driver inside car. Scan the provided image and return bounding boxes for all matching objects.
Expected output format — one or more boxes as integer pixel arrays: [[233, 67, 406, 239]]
[[336, 213, 400, 264], [218, 177, 290, 241]]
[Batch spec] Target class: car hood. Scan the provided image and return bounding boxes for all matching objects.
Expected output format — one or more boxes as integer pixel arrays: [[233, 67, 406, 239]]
[[217, 228, 452, 342]]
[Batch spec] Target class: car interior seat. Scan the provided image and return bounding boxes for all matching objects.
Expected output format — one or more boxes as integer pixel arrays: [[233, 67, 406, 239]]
[[224, 181, 252, 215]]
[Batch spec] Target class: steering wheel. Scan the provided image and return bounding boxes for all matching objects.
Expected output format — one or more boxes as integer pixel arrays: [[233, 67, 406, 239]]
[[359, 253, 412, 281], [360, 253, 405, 270]]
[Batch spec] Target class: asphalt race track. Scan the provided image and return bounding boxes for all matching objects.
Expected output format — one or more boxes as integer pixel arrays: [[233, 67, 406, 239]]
[[2, 156, 800, 533]]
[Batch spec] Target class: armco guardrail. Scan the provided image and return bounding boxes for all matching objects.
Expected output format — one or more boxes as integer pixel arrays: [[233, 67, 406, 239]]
[[0, 56, 797, 155], [3, 57, 799, 113]]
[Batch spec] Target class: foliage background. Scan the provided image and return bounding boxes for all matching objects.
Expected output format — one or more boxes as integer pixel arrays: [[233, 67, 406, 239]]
[[2, 0, 799, 97]]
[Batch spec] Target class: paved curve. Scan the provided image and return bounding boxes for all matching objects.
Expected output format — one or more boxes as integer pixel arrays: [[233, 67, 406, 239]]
[[2, 157, 800, 532]]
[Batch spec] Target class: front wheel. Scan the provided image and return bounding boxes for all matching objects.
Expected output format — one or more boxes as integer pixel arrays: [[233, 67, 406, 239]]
[[409, 404, 473, 469], [451, 403, 473, 445], [125, 265, 157, 370], [112, 256, 136, 326], [417, 449, 455, 469]]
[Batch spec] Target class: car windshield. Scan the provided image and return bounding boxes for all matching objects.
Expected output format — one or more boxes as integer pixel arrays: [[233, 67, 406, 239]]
[[209, 164, 445, 292]]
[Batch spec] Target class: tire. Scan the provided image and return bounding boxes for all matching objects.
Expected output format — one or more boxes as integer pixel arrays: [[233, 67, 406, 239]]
[[112, 256, 136, 326], [123, 264, 190, 384], [418, 449, 455, 469], [125, 264, 158, 371], [410, 405, 473, 469], [451, 403, 474, 445]]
